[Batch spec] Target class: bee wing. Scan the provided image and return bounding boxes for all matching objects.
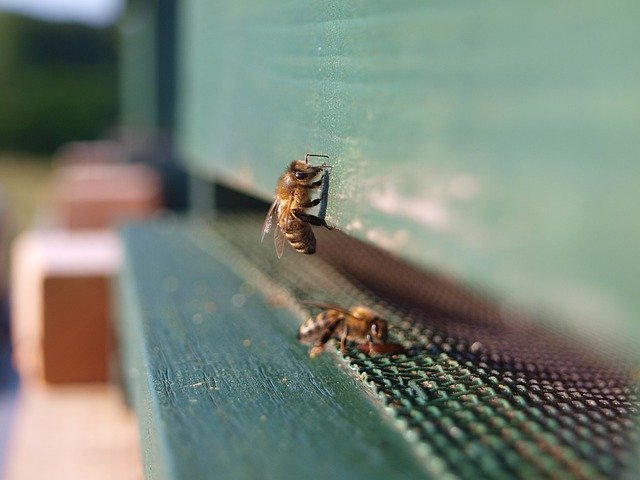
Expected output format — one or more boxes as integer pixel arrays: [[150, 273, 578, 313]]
[[274, 222, 286, 258], [274, 199, 294, 258], [301, 300, 354, 318], [261, 198, 279, 242], [302, 300, 377, 321], [263, 197, 290, 258]]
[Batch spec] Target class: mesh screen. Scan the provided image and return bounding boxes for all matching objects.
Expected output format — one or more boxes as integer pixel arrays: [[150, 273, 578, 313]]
[[205, 213, 639, 479]]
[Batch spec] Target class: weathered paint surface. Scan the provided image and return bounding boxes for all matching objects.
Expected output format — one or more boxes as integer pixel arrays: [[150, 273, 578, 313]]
[[118, 222, 429, 479], [177, 1, 640, 341]]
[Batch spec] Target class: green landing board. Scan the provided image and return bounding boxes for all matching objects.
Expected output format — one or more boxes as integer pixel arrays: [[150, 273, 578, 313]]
[[117, 221, 429, 480], [176, 1, 640, 345]]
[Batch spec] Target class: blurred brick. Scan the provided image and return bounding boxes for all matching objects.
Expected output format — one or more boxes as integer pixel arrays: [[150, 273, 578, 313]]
[[10, 230, 121, 383], [52, 163, 162, 229], [53, 140, 128, 167]]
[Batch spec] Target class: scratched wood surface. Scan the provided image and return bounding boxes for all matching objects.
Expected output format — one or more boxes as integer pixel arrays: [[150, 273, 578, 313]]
[[175, 1, 640, 345], [117, 220, 428, 480]]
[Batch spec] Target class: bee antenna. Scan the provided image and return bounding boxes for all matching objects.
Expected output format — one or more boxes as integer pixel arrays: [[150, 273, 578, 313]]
[[304, 153, 329, 164]]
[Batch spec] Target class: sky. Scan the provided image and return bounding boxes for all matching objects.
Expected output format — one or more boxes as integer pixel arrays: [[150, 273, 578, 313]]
[[0, 0, 124, 26]]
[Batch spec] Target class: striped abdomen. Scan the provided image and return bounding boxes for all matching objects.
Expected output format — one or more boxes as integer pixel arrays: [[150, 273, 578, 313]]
[[297, 310, 341, 342], [285, 218, 316, 254]]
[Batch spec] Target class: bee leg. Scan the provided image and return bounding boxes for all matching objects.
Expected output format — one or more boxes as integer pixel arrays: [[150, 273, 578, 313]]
[[295, 212, 334, 230], [298, 198, 321, 208], [309, 316, 344, 358], [364, 333, 371, 352], [317, 171, 330, 221], [339, 326, 349, 354], [366, 334, 375, 356]]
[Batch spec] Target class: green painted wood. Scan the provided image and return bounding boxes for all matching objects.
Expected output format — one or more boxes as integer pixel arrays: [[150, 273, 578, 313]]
[[175, 1, 640, 344], [117, 220, 429, 480]]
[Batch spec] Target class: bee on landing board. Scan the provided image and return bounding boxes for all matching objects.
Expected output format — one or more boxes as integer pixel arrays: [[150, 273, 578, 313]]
[[298, 301, 405, 357], [261, 154, 333, 258]]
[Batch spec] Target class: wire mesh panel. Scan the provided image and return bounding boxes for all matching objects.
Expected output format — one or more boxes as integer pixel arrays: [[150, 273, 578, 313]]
[[198, 213, 639, 479]]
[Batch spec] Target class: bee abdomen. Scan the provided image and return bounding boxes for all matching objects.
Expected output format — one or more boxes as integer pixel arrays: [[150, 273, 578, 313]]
[[285, 223, 316, 254], [298, 312, 332, 341]]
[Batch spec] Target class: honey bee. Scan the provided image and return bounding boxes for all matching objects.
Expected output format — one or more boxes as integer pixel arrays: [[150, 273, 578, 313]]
[[261, 154, 333, 258], [298, 301, 405, 357]]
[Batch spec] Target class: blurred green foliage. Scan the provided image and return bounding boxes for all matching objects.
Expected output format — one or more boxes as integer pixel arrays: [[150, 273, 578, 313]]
[[0, 13, 117, 154]]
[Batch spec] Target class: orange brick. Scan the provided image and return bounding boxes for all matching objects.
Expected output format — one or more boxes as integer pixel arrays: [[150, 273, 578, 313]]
[[53, 140, 127, 167], [10, 230, 121, 383], [42, 275, 112, 382], [52, 163, 162, 229]]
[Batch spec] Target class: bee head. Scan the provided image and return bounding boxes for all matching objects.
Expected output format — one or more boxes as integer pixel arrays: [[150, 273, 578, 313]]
[[369, 319, 388, 344], [290, 160, 322, 183]]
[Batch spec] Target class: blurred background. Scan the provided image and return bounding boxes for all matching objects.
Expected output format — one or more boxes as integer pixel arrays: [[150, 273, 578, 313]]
[[0, 0, 638, 478], [0, 2, 141, 479], [0, 0, 121, 231], [0, 5, 118, 155]]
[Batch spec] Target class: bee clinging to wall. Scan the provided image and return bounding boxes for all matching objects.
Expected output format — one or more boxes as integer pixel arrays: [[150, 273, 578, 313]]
[[298, 301, 405, 357], [261, 154, 333, 258]]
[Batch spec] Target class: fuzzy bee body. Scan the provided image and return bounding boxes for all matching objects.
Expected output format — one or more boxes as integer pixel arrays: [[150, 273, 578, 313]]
[[284, 217, 316, 255], [298, 302, 396, 357], [297, 307, 338, 340], [261, 154, 333, 258]]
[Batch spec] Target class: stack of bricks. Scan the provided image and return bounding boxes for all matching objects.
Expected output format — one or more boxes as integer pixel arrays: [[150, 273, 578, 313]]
[[10, 145, 163, 383]]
